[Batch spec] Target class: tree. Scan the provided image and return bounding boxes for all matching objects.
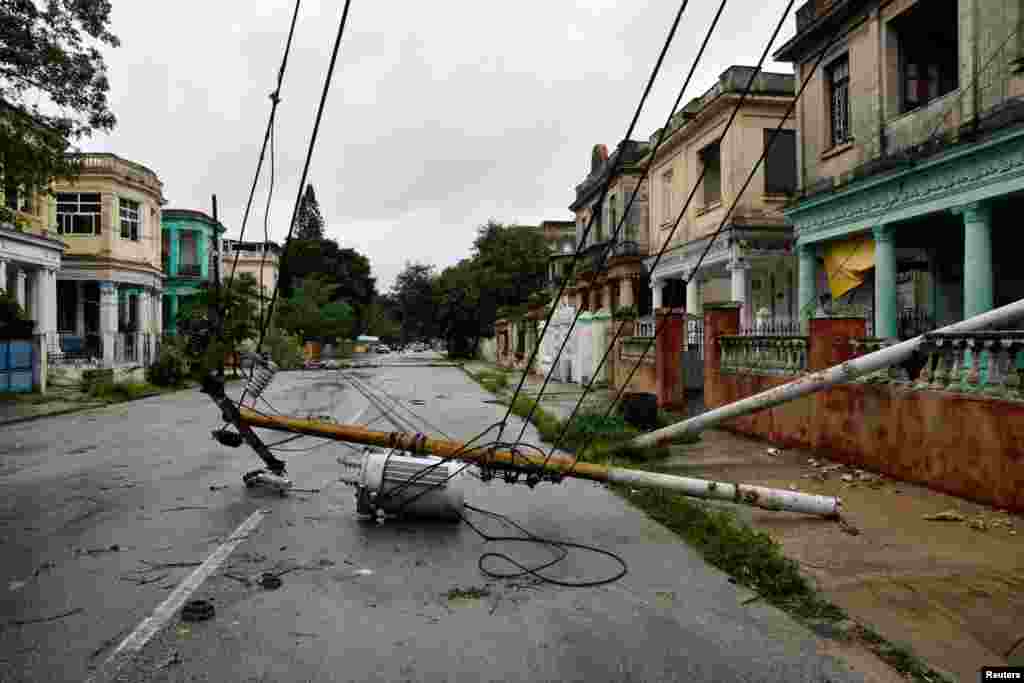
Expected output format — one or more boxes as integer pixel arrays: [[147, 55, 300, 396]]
[[293, 184, 325, 241], [177, 273, 261, 377], [276, 275, 353, 343], [471, 221, 550, 308], [277, 236, 376, 332], [434, 258, 491, 358], [0, 2, 120, 194], [391, 262, 437, 345], [364, 296, 401, 343]]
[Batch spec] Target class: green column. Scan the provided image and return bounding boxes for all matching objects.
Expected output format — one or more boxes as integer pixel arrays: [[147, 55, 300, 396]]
[[962, 201, 994, 317], [873, 224, 898, 340], [169, 294, 179, 334], [198, 229, 209, 280], [168, 226, 179, 277], [798, 242, 816, 331]]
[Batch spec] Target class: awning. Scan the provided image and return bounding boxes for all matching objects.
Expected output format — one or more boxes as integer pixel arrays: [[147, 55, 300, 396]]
[[823, 234, 875, 300]]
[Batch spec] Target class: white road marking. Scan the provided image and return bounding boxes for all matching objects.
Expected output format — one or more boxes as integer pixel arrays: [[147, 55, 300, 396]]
[[84, 509, 267, 683]]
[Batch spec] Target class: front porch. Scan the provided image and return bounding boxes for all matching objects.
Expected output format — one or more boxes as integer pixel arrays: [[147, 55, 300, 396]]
[[55, 279, 161, 369]]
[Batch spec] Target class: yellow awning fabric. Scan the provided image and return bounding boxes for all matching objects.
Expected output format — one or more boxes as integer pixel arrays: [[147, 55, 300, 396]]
[[823, 235, 876, 300]]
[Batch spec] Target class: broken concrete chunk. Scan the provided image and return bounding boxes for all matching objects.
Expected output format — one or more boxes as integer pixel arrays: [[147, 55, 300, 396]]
[[767, 448, 781, 456], [922, 510, 965, 522], [840, 474, 855, 483]]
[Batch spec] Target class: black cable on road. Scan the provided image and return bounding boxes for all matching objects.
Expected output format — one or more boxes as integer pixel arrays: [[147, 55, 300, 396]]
[[519, 0, 730, 455], [496, 0, 691, 446], [255, 0, 355, 355], [572, 0, 855, 467]]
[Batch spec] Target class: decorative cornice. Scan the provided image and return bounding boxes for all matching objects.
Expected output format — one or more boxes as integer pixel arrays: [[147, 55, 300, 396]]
[[789, 127, 1024, 244]]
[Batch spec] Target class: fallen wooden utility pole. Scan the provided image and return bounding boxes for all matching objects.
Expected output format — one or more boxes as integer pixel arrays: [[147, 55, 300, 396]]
[[628, 297, 1024, 450], [236, 407, 841, 517]]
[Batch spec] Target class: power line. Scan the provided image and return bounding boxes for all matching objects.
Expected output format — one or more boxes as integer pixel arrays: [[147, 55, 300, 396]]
[[516, 0, 731, 452], [497, 0, 691, 445], [565, 0, 856, 467], [256, 0, 355, 355]]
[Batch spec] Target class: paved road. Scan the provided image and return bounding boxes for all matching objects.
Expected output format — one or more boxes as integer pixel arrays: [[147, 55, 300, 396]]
[[0, 354, 867, 682]]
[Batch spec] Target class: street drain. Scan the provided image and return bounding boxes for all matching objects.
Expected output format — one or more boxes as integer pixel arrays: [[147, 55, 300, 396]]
[[259, 572, 283, 590], [181, 599, 215, 622]]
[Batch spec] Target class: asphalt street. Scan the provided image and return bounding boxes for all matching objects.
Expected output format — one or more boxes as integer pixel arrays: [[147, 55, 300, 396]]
[[0, 352, 869, 682]]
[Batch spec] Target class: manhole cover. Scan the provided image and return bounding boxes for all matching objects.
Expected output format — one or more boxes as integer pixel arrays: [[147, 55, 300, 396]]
[[259, 572, 282, 590], [181, 599, 215, 622]]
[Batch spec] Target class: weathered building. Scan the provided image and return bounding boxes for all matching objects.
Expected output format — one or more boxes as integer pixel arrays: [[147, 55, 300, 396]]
[[161, 209, 226, 332], [644, 66, 798, 330], [53, 153, 165, 368], [774, 0, 1024, 338]]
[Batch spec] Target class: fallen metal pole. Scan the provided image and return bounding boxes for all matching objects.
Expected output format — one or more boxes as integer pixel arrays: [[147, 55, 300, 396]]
[[237, 407, 841, 517], [629, 297, 1024, 450]]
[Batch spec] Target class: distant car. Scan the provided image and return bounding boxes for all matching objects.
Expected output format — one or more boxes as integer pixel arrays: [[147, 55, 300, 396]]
[[376, 345, 391, 354], [304, 360, 324, 370]]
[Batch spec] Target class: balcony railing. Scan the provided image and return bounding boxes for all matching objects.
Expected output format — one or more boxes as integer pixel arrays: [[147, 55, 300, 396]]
[[178, 263, 202, 278], [636, 315, 656, 338], [719, 335, 809, 376]]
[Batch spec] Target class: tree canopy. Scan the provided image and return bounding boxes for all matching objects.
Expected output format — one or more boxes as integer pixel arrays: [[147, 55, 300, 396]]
[[390, 262, 437, 345], [293, 184, 324, 240], [276, 274, 354, 343], [0, 1, 120, 193]]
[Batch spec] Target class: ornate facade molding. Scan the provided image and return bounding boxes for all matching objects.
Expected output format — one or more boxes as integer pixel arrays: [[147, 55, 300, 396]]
[[790, 128, 1024, 244]]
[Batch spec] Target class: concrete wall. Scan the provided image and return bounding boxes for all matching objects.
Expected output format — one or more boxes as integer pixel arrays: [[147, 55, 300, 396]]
[[611, 338, 657, 396], [703, 305, 1024, 511]]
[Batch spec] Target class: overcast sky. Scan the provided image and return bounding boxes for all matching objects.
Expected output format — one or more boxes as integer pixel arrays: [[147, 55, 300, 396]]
[[82, 0, 797, 292]]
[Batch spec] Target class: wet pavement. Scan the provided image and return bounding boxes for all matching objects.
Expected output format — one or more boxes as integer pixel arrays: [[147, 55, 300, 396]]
[[0, 354, 872, 682]]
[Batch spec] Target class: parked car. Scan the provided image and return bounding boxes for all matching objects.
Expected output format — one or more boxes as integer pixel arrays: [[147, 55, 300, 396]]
[[304, 360, 324, 370], [376, 345, 391, 354]]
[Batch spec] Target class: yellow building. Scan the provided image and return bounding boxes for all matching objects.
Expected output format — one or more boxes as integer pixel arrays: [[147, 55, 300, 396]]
[[220, 239, 281, 322], [644, 66, 798, 330], [52, 153, 166, 367]]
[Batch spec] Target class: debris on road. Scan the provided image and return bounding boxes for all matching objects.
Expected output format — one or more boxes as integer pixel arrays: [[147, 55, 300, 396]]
[[75, 544, 121, 556], [259, 572, 283, 590], [9, 607, 84, 627], [157, 651, 182, 670], [161, 505, 210, 512], [181, 599, 215, 622], [766, 448, 781, 456], [922, 510, 966, 522]]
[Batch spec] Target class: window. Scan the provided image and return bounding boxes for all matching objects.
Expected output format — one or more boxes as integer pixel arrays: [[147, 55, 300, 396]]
[[661, 170, 673, 223], [828, 56, 851, 146], [700, 140, 721, 205], [119, 198, 140, 240], [764, 129, 797, 194], [593, 204, 604, 243], [894, 0, 958, 114], [57, 192, 102, 235]]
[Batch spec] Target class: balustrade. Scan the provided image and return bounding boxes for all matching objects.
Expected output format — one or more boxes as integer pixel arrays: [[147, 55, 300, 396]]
[[915, 332, 1024, 398], [719, 335, 808, 375]]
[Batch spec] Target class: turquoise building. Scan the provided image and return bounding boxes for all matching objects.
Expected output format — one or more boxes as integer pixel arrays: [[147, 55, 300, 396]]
[[774, 0, 1024, 342], [161, 209, 225, 333]]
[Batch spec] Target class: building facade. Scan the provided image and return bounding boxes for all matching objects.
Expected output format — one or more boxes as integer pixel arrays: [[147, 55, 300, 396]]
[[53, 153, 165, 367], [644, 66, 798, 330], [220, 239, 282, 323], [565, 141, 653, 317], [0, 183, 64, 355], [775, 0, 1024, 339], [161, 209, 225, 332]]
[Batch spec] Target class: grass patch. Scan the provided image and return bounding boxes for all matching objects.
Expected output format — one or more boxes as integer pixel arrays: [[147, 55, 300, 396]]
[[86, 380, 164, 402], [617, 483, 953, 683], [446, 586, 491, 601], [473, 369, 509, 393]]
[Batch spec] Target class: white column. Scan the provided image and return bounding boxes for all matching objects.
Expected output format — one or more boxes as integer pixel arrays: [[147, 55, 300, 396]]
[[16, 269, 27, 309], [99, 281, 118, 367], [45, 269, 57, 346], [0, 258, 7, 293], [728, 258, 752, 328], [686, 274, 702, 317], [155, 292, 163, 337], [75, 281, 86, 336], [651, 278, 664, 310]]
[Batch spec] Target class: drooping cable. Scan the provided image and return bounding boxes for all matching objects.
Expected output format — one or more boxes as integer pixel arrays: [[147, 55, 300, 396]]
[[518, 0, 730, 455], [255, 0, 355, 356], [495, 0, 691, 446], [563, 0, 855, 466]]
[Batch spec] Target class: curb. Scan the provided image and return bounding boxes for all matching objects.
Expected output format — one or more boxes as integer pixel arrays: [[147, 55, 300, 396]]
[[0, 385, 198, 427]]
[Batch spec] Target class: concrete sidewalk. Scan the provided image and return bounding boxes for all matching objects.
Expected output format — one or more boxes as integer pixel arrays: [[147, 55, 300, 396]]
[[463, 360, 1024, 681]]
